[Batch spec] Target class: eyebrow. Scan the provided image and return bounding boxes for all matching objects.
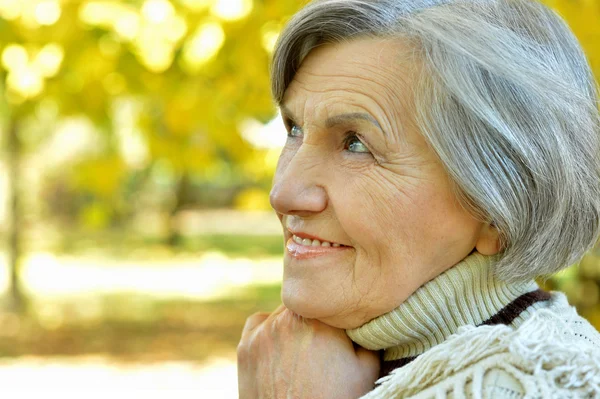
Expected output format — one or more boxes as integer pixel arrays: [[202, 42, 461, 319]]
[[280, 106, 386, 137], [325, 113, 384, 133]]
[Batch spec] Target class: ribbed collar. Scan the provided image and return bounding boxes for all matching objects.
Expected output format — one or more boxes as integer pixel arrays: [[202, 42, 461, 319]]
[[346, 252, 538, 361]]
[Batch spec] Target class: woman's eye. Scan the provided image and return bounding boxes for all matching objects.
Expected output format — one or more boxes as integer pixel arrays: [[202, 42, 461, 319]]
[[288, 124, 303, 138], [345, 134, 370, 154]]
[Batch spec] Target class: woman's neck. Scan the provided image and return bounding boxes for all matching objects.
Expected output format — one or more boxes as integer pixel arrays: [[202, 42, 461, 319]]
[[346, 252, 544, 364]]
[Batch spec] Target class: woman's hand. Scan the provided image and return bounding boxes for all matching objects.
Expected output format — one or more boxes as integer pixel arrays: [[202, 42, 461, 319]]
[[237, 305, 380, 399]]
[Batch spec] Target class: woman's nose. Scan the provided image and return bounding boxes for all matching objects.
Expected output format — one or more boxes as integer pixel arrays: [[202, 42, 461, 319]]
[[269, 147, 328, 217]]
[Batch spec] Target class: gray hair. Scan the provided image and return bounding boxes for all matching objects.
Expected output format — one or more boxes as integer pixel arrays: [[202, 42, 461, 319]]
[[271, 0, 600, 281]]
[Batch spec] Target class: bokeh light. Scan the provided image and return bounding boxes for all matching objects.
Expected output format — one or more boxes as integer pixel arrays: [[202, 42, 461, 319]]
[[179, 0, 212, 12], [0, 0, 21, 20], [141, 0, 174, 24], [33, 43, 64, 78], [33, 0, 61, 26], [181, 21, 225, 72], [113, 9, 140, 40], [261, 22, 280, 54], [7, 65, 45, 99], [1, 44, 28, 71], [211, 0, 253, 21]]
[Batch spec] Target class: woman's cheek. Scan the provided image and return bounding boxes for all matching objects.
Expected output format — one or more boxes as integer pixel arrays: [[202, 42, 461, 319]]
[[336, 176, 392, 245]]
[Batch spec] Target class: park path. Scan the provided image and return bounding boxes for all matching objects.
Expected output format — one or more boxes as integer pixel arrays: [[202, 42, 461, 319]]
[[0, 218, 282, 397], [0, 355, 238, 398], [0, 250, 282, 301]]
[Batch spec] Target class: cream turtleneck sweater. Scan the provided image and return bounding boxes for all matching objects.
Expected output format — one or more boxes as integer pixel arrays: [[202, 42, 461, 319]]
[[346, 252, 600, 398]]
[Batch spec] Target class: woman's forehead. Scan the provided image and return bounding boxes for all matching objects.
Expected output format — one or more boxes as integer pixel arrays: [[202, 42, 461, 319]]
[[286, 39, 411, 91], [281, 38, 416, 125]]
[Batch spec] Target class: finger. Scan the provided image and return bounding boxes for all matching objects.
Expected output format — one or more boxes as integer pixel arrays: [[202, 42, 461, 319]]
[[264, 304, 293, 327], [241, 312, 270, 340], [240, 304, 289, 343], [271, 306, 314, 332], [267, 304, 288, 319]]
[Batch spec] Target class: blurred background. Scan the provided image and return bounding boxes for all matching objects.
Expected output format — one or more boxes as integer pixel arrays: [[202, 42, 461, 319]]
[[0, 0, 598, 397]]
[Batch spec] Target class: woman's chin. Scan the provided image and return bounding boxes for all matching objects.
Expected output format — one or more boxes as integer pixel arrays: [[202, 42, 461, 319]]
[[280, 282, 336, 322], [280, 282, 359, 329], [281, 283, 319, 318]]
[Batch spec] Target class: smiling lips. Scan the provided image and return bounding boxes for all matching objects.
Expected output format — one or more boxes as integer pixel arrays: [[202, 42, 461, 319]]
[[291, 234, 343, 248], [286, 233, 350, 259]]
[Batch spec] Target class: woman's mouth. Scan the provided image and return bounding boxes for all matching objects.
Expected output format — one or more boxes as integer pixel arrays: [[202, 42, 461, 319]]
[[291, 234, 343, 248], [286, 234, 350, 259]]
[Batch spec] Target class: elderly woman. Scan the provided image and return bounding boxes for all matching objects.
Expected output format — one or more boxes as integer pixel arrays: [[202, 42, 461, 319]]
[[237, 0, 600, 397]]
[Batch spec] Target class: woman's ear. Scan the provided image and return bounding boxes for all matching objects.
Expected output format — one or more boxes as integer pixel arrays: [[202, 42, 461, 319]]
[[475, 223, 501, 255]]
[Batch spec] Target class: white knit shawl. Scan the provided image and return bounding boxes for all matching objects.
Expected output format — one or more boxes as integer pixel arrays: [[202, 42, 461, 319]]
[[361, 293, 600, 398]]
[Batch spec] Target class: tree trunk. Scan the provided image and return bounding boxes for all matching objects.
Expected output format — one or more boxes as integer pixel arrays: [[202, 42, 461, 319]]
[[166, 171, 190, 247], [7, 120, 24, 313]]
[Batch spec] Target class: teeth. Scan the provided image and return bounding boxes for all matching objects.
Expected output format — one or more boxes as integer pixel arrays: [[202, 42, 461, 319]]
[[292, 235, 340, 248]]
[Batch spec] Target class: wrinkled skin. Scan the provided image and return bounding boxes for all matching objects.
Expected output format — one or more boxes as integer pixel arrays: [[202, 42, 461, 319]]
[[237, 38, 499, 398], [237, 306, 379, 399]]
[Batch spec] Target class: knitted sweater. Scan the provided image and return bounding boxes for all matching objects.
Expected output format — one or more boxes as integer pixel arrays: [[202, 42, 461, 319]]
[[346, 252, 600, 398]]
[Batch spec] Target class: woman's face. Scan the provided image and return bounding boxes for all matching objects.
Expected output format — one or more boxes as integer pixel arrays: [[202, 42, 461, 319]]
[[270, 38, 494, 329]]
